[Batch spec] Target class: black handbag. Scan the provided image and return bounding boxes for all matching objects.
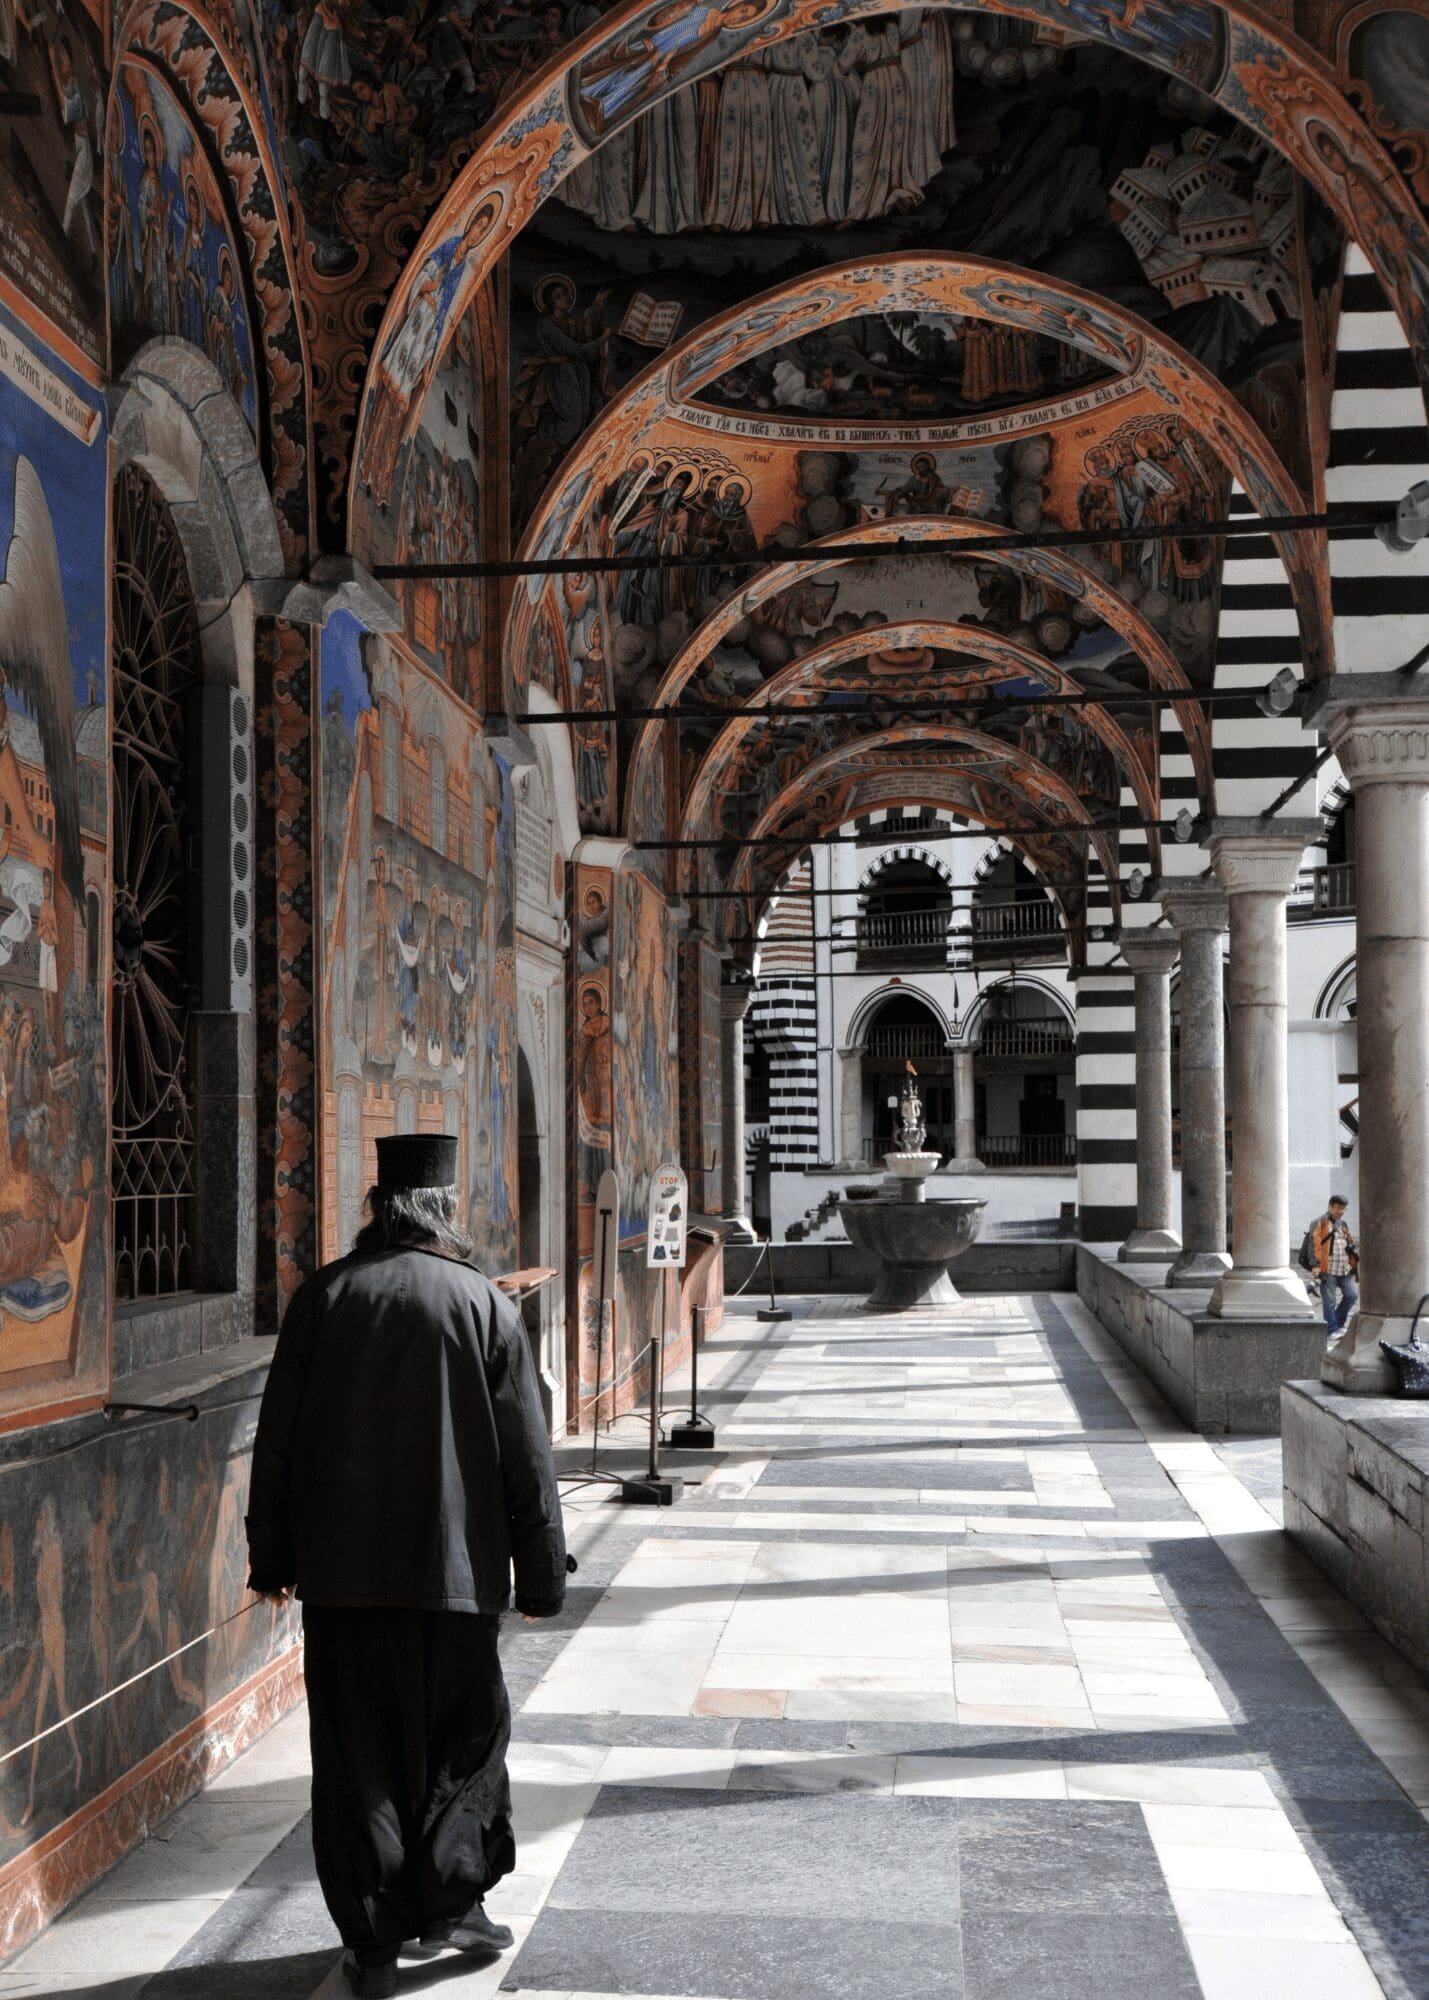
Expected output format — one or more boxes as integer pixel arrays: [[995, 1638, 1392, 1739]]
[[1380, 1294, 1429, 1397]]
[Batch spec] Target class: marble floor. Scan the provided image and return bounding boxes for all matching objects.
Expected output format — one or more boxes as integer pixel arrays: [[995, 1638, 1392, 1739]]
[[5, 1292, 1429, 1999]]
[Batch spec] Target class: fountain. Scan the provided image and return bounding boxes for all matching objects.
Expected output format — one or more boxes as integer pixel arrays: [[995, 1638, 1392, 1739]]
[[838, 1067, 987, 1311]]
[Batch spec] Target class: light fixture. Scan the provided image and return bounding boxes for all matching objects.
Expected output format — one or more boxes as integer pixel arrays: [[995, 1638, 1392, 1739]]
[[1174, 807, 1195, 844], [1256, 666, 1301, 717], [1376, 479, 1429, 554], [1126, 868, 1146, 900]]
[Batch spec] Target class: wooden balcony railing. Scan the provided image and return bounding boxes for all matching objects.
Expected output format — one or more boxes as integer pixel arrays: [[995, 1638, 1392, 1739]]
[[972, 899, 1061, 942], [857, 907, 950, 965], [1311, 863, 1356, 914], [980, 1133, 1077, 1168], [977, 1022, 1074, 1059], [866, 1022, 948, 1061]]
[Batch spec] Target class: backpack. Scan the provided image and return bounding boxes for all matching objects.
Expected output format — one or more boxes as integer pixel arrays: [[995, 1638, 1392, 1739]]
[[1298, 1222, 1319, 1273]]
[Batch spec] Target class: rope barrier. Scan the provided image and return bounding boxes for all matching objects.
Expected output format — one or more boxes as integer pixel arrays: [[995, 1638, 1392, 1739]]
[[0, 1601, 273, 1770]]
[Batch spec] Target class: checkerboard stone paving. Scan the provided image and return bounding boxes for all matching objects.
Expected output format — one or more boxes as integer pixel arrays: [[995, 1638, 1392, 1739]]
[[6, 1293, 1429, 2000]]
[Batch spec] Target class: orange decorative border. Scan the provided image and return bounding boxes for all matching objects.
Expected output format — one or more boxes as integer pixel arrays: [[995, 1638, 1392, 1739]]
[[0, 1645, 305, 1965]]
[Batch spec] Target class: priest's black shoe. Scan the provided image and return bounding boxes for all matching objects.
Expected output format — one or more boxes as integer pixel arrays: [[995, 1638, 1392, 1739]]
[[419, 1904, 515, 1953], [341, 1948, 397, 1998]]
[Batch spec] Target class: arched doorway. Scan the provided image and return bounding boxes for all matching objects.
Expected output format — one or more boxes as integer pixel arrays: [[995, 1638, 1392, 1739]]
[[861, 993, 953, 1163], [971, 983, 1075, 1168]]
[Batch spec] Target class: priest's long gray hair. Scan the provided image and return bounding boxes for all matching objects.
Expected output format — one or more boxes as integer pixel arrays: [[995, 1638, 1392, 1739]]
[[353, 1183, 474, 1261]]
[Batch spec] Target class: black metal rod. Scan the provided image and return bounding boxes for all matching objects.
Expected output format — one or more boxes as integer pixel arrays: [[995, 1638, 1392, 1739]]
[[493, 687, 1271, 726], [102, 1400, 200, 1424], [374, 506, 1391, 583], [1257, 746, 1336, 821], [639, 822, 1125, 851]]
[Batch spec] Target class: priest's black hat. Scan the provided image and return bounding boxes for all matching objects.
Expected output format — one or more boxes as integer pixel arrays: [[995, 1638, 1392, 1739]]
[[375, 1133, 459, 1190]]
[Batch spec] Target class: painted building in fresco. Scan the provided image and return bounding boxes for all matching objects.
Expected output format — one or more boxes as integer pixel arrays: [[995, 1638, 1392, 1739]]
[[0, 0, 1421, 1965]]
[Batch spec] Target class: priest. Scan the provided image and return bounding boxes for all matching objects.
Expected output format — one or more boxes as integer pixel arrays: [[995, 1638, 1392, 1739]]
[[245, 1133, 568, 1998]]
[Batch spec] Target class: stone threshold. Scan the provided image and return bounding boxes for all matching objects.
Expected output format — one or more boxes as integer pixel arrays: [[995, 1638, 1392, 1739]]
[[1076, 1246, 1327, 1435], [1283, 1378, 1429, 1675]]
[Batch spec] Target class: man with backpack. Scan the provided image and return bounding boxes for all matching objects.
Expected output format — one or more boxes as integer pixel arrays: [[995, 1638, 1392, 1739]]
[[1302, 1194, 1359, 1337]]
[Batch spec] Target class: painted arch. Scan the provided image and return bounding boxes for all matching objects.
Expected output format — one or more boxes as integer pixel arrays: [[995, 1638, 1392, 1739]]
[[620, 515, 1218, 826], [677, 620, 1162, 865], [349, 0, 1429, 567]]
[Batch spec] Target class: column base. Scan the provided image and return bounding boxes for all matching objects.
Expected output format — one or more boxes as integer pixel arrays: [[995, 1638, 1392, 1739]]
[[1321, 1312, 1399, 1394], [948, 1157, 987, 1175], [1208, 1265, 1316, 1320], [1164, 1247, 1232, 1289], [1119, 1227, 1182, 1264], [723, 1217, 758, 1246]]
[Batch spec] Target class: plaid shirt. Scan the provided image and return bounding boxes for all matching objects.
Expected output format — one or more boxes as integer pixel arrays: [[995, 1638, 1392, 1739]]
[[1323, 1216, 1356, 1277]]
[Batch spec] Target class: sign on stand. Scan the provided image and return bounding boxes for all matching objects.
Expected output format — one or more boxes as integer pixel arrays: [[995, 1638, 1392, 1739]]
[[646, 1164, 688, 1269]]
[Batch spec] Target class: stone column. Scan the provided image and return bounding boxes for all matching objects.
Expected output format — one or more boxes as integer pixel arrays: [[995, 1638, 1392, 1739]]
[[1206, 819, 1320, 1319], [952, 1045, 983, 1170], [1117, 930, 1181, 1262], [837, 1046, 865, 1166], [720, 985, 757, 1242], [1320, 704, 1429, 1390], [1157, 881, 1231, 1289]]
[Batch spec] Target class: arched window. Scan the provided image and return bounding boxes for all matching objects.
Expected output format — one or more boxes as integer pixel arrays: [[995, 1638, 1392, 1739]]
[[110, 465, 199, 1302], [858, 859, 951, 967]]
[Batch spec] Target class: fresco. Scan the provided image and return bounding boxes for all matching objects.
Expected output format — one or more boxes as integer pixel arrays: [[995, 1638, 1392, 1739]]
[[116, 1, 311, 562], [1347, 9, 1429, 206], [316, 615, 516, 1275], [110, 60, 261, 434], [396, 295, 483, 702], [612, 863, 677, 1251], [0, 303, 107, 1428], [572, 854, 678, 1418], [564, 15, 959, 234], [698, 311, 1110, 420], [680, 934, 722, 1214], [0, 0, 104, 366], [504, 36, 1326, 539], [0, 1382, 300, 1882]]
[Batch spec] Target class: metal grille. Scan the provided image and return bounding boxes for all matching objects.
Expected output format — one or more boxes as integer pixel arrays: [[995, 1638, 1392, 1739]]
[[110, 466, 199, 1302]]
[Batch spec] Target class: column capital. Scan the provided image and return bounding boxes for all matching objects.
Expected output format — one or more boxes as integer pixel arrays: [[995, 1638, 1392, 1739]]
[[720, 985, 755, 1025], [1117, 929, 1179, 974], [1206, 817, 1320, 897], [1321, 700, 1429, 789], [1155, 878, 1229, 934]]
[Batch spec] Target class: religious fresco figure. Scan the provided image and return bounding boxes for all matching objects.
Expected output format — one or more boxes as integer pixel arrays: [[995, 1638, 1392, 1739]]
[[576, 981, 613, 1148], [358, 847, 396, 1067], [395, 869, 422, 1056], [842, 19, 920, 223], [136, 120, 178, 336], [890, 453, 951, 515], [177, 170, 208, 353], [297, 0, 353, 120], [46, 30, 97, 271]]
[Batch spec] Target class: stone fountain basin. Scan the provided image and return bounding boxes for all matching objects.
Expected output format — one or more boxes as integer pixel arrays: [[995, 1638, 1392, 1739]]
[[837, 1195, 988, 1312]]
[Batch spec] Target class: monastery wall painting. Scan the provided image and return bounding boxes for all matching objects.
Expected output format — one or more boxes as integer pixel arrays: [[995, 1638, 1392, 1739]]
[[0, 300, 108, 1428], [573, 855, 678, 1413], [316, 612, 516, 1276], [0, 0, 104, 367], [109, 59, 261, 435]]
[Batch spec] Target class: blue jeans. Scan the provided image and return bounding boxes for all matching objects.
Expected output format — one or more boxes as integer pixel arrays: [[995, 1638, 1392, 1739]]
[[1320, 1271, 1358, 1335]]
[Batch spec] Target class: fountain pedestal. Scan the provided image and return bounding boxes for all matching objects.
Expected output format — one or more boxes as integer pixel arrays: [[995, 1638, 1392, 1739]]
[[840, 1075, 987, 1310]]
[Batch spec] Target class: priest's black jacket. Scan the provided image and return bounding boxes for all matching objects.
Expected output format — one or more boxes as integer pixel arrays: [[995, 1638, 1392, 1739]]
[[245, 1247, 567, 1617]]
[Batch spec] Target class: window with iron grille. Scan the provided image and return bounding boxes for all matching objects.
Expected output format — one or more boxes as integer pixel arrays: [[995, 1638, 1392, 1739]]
[[110, 465, 199, 1302]]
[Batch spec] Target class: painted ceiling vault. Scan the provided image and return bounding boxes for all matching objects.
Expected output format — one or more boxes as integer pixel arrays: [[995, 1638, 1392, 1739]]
[[82, 0, 1429, 963]]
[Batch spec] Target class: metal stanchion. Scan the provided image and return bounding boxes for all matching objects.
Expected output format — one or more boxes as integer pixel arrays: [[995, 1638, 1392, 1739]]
[[671, 1301, 717, 1450], [757, 1238, 793, 1323], [620, 1276, 684, 1505]]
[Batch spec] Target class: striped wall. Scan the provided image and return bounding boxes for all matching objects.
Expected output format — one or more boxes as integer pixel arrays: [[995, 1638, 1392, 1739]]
[[751, 860, 819, 1170], [1327, 243, 1429, 676], [1076, 852, 1136, 1240]]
